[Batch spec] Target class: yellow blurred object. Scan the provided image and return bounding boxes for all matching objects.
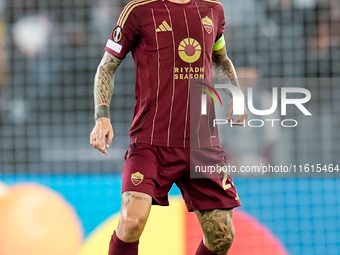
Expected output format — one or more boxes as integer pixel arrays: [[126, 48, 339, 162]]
[[79, 196, 185, 255], [0, 181, 7, 197], [0, 183, 83, 255]]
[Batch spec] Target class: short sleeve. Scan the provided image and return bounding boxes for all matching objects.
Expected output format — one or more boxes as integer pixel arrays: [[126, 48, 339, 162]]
[[105, 4, 141, 59], [215, 4, 225, 42]]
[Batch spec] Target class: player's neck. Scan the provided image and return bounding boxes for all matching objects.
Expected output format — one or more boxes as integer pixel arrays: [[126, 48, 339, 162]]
[[166, 0, 191, 4]]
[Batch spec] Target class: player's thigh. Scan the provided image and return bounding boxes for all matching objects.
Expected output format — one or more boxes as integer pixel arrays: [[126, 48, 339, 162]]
[[119, 191, 152, 224], [116, 191, 152, 242], [195, 209, 235, 254]]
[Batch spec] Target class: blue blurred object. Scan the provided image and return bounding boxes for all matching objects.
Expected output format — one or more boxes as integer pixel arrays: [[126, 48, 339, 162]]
[[1, 175, 339, 255]]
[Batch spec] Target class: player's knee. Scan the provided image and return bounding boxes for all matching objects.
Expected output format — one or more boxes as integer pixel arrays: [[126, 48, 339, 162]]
[[206, 227, 235, 255], [123, 216, 145, 233], [117, 215, 147, 241], [205, 220, 235, 254]]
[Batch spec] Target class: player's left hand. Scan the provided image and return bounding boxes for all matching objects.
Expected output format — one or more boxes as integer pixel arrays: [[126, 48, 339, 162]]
[[225, 99, 248, 125]]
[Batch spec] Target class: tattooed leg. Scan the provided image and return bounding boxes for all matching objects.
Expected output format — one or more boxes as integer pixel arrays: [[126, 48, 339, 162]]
[[195, 209, 235, 255], [116, 191, 152, 242]]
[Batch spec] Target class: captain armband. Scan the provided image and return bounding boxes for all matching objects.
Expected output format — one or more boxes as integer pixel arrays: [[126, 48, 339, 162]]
[[212, 35, 226, 52]]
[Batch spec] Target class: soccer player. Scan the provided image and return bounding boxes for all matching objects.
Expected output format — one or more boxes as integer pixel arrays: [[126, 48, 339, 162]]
[[90, 0, 248, 254]]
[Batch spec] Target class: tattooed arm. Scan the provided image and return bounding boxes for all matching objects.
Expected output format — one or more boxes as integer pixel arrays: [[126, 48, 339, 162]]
[[90, 52, 122, 155], [212, 47, 240, 98], [94, 52, 122, 120], [212, 43, 248, 124]]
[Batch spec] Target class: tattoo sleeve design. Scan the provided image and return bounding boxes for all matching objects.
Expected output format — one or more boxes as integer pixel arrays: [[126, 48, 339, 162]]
[[93, 52, 122, 121], [131, 194, 150, 202], [212, 47, 240, 98], [196, 209, 235, 254], [122, 192, 131, 206], [122, 192, 150, 207]]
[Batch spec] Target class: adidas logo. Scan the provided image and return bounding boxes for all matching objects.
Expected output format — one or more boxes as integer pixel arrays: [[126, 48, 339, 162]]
[[156, 21, 172, 32]]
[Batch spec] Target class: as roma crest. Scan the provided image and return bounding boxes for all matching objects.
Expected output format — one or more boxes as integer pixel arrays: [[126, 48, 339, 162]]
[[201, 16, 213, 34], [131, 171, 144, 186]]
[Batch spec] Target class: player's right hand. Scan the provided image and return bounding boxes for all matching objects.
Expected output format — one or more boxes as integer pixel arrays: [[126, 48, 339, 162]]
[[90, 118, 114, 156]]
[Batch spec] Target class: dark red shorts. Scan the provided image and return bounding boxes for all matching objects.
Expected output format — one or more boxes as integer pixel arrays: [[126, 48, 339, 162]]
[[122, 143, 241, 211]]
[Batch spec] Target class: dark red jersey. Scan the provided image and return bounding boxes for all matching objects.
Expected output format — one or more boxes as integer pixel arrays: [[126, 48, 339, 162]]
[[105, 0, 226, 148]]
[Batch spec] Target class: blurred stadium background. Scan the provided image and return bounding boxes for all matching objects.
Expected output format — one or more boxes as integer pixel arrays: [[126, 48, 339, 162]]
[[0, 0, 339, 254]]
